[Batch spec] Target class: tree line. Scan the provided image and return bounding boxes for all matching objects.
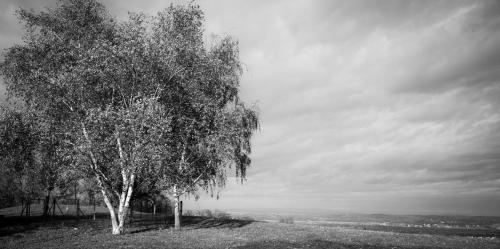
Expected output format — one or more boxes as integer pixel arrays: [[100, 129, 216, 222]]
[[0, 0, 258, 234]]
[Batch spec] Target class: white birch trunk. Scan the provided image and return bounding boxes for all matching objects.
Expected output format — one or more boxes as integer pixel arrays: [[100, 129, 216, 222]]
[[100, 188, 120, 234], [108, 130, 135, 234], [97, 173, 135, 235], [80, 118, 137, 234], [173, 185, 181, 230], [117, 173, 135, 233]]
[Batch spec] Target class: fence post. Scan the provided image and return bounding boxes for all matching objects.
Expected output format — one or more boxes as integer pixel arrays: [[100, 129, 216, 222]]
[[76, 199, 79, 222], [43, 195, 50, 220], [26, 199, 31, 217], [165, 202, 169, 225], [20, 199, 24, 216], [129, 201, 133, 224], [153, 201, 156, 223], [43, 198, 47, 222], [52, 199, 56, 217], [140, 201, 143, 219]]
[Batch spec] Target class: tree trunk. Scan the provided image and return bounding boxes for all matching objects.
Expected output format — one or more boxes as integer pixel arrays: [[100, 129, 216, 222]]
[[152, 201, 156, 222], [106, 197, 130, 235], [99, 176, 135, 235], [26, 200, 31, 216], [43, 190, 51, 218], [174, 185, 181, 230], [52, 199, 56, 217], [82, 123, 135, 234], [100, 188, 120, 234]]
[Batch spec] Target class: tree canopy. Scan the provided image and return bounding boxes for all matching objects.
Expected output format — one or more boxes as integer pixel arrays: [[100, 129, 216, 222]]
[[1, 0, 258, 234]]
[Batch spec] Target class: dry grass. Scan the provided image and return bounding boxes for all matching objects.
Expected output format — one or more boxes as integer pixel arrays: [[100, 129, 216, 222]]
[[0, 215, 499, 249]]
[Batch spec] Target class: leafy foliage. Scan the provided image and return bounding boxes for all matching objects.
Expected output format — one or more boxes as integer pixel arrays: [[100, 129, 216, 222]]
[[0, 108, 38, 206], [0, 0, 258, 233], [0, 106, 70, 209]]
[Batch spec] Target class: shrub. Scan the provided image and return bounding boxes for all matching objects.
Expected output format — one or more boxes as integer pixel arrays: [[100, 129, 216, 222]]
[[239, 216, 255, 222], [213, 210, 231, 219], [193, 209, 231, 219], [198, 209, 213, 217]]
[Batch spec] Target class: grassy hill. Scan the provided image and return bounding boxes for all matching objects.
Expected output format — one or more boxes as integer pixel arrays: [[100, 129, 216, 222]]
[[1, 215, 499, 249]]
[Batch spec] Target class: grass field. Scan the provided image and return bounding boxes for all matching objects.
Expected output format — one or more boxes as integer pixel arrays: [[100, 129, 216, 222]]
[[1, 214, 499, 249]]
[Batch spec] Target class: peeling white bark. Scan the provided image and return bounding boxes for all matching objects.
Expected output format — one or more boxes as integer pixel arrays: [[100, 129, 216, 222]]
[[174, 185, 181, 230], [81, 122, 136, 235]]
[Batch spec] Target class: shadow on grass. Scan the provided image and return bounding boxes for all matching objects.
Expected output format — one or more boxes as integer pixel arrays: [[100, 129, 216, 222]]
[[0, 214, 110, 237], [0, 214, 256, 237], [182, 216, 256, 229], [128, 216, 256, 233], [235, 239, 441, 249]]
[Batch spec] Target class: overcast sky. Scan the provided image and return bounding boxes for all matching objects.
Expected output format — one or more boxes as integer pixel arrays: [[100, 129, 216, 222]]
[[1, 0, 500, 216]]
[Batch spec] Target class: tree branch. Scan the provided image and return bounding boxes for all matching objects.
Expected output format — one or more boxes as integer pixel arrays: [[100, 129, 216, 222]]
[[81, 121, 119, 198]]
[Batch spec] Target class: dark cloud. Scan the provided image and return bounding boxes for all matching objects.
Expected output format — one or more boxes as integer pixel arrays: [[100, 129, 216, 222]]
[[393, 1, 500, 93], [464, 0, 500, 32]]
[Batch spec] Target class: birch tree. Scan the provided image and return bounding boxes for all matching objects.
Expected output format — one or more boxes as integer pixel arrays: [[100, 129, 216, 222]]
[[0, 0, 171, 234], [147, 5, 259, 230], [164, 101, 259, 230], [1, 0, 258, 233]]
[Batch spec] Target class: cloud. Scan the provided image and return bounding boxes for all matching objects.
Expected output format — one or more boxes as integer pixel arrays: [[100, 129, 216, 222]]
[[1, 0, 500, 215], [206, 0, 500, 215]]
